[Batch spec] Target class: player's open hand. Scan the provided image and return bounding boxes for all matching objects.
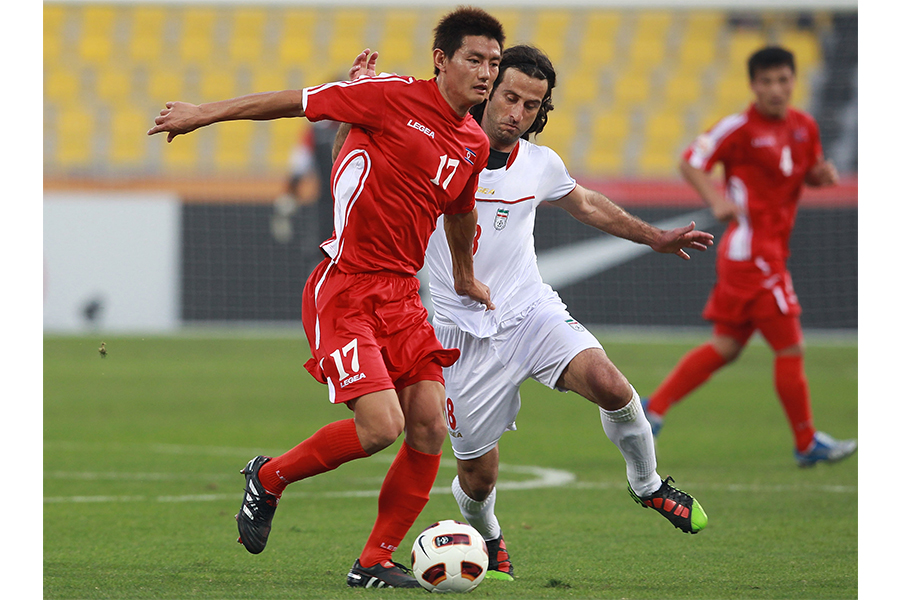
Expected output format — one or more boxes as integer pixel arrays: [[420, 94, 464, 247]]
[[805, 158, 839, 187], [348, 48, 379, 81], [652, 221, 714, 260], [147, 101, 204, 142]]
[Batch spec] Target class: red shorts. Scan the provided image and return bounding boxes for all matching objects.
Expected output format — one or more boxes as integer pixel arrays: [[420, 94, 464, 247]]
[[703, 259, 803, 351], [301, 259, 460, 404]]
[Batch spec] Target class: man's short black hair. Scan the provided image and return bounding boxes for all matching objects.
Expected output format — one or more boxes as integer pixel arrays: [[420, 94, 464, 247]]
[[748, 46, 796, 79], [469, 44, 556, 138], [432, 5, 505, 76]]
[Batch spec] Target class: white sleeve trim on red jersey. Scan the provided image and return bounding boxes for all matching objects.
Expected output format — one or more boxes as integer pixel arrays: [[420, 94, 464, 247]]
[[303, 73, 415, 99], [687, 112, 748, 170]]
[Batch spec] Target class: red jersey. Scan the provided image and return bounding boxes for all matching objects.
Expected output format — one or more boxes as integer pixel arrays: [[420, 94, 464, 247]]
[[683, 103, 823, 269], [302, 75, 489, 276]]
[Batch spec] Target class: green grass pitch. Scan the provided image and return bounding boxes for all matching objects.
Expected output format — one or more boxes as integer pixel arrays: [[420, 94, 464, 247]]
[[43, 333, 857, 599]]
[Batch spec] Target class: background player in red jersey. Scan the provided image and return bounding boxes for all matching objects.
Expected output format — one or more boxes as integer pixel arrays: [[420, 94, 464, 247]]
[[643, 46, 856, 467], [148, 6, 504, 589]]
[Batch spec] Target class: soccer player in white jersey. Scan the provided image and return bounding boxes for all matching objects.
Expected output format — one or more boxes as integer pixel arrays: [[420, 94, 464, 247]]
[[424, 45, 716, 579]]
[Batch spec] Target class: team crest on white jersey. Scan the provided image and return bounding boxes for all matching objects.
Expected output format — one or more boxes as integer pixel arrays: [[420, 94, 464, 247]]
[[493, 208, 509, 230], [565, 318, 586, 332]]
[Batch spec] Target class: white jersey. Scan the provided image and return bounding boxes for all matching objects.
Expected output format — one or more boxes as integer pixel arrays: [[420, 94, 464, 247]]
[[425, 138, 577, 337]]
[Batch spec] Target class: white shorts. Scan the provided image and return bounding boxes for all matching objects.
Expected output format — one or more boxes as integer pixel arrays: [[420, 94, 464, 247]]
[[434, 295, 602, 460]]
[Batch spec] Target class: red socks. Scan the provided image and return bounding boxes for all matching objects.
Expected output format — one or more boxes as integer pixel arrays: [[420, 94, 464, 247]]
[[258, 418, 369, 496], [358, 441, 441, 568], [647, 342, 727, 416], [774, 354, 815, 451]]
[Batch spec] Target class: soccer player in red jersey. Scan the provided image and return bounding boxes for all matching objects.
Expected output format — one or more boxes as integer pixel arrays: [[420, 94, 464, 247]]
[[148, 7, 504, 588], [643, 46, 856, 467]]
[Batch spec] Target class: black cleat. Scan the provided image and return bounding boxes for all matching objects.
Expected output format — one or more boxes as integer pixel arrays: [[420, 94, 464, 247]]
[[346, 559, 421, 588], [629, 476, 708, 534], [484, 533, 514, 580], [235, 455, 278, 554]]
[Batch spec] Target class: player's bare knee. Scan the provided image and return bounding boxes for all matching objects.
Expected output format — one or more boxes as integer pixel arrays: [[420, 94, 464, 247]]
[[459, 470, 495, 502], [355, 413, 405, 454], [405, 415, 447, 448]]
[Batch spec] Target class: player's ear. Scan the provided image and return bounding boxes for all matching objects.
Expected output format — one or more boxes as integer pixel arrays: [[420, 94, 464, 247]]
[[433, 48, 447, 74]]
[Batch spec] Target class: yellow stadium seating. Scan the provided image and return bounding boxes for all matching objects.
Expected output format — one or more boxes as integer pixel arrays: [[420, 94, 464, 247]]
[[41, 4, 832, 179], [778, 29, 822, 72], [109, 107, 148, 166], [626, 11, 672, 72], [55, 105, 95, 167], [45, 67, 80, 103], [77, 5, 118, 64], [532, 10, 572, 64], [126, 6, 167, 65], [213, 120, 256, 171], [267, 120, 308, 172], [661, 72, 703, 111], [277, 9, 317, 68], [93, 66, 132, 104], [146, 68, 185, 104], [326, 10, 369, 75], [640, 111, 687, 175], [178, 7, 218, 65], [558, 72, 600, 107], [379, 10, 421, 71], [44, 4, 68, 65], [574, 14, 618, 69], [228, 7, 268, 65], [534, 110, 577, 163], [725, 29, 769, 73], [160, 129, 199, 172], [612, 72, 652, 108], [199, 71, 237, 102]]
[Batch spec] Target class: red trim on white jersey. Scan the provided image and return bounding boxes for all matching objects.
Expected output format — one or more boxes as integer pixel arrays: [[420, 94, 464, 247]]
[[476, 195, 536, 204]]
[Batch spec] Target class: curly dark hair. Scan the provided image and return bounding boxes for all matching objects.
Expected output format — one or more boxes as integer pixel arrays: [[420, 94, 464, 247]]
[[469, 44, 556, 139], [432, 6, 505, 76]]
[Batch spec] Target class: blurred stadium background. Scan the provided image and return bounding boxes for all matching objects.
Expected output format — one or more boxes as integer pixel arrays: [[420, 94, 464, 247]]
[[42, 0, 858, 335]]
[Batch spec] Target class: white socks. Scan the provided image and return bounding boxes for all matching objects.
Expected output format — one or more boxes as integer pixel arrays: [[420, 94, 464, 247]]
[[599, 387, 662, 497], [451, 475, 502, 542]]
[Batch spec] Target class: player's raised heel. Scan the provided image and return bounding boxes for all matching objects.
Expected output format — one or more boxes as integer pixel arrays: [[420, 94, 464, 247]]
[[794, 431, 857, 467], [347, 559, 421, 588], [235, 455, 279, 554], [630, 476, 707, 534], [484, 533, 514, 580]]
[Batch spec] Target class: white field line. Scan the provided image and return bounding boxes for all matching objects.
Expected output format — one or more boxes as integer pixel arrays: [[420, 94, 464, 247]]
[[43, 459, 575, 504], [43, 462, 855, 504]]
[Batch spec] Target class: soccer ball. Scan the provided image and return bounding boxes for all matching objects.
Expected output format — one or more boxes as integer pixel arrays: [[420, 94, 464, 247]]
[[410, 520, 489, 593]]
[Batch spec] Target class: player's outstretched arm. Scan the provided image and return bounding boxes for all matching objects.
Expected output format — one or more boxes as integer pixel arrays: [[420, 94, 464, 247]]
[[444, 210, 495, 309], [147, 90, 306, 143], [551, 184, 714, 260]]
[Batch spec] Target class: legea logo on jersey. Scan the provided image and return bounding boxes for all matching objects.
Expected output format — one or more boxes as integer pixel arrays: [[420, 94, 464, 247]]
[[493, 208, 509, 230], [565, 318, 586, 332], [406, 119, 435, 139]]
